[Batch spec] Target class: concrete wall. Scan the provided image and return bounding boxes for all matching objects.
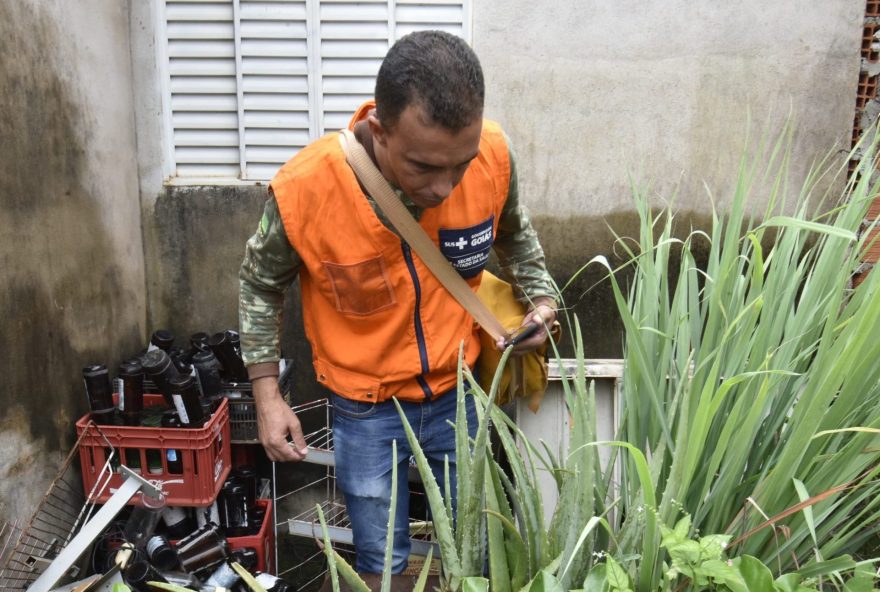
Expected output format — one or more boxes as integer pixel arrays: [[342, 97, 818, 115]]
[[136, 1, 864, 367], [473, 0, 864, 354], [0, 0, 864, 535], [0, 1, 144, 525]]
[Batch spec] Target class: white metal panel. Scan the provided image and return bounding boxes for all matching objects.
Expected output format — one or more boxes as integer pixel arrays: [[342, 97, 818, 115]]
[[244, 110, 311, 127], [166, 21, 235, 38], [516, 359, 622, 526], [245, 128, 311, 145], [162, 0, 470, 181], [167, 39, 236, 57], [170, 76, 238, 93], [239, 0, 310, 180], [166, 0, 241, 177], [173, 111, 240, 128], [174, 129, 241, 145]]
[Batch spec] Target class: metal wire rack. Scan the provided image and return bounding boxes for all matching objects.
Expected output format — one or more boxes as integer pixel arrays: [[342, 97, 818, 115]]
[[0, 424, 116, 589], [270, 397, 440, 590]]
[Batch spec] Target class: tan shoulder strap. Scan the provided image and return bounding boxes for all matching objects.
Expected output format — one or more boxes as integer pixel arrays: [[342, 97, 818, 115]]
[[338, 129, 507, 342]]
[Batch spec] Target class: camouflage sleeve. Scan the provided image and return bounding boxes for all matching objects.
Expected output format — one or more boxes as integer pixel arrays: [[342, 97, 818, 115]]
[[493, 134, 558, 305], [239, 194, 302, 366]]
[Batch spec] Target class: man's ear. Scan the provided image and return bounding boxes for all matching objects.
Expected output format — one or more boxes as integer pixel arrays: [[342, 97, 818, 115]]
[[367, 114, 388, 147]]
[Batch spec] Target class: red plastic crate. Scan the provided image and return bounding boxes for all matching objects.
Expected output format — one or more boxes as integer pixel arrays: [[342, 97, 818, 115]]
[[228, 498, 275, 574], [76, 394, 232, 506]]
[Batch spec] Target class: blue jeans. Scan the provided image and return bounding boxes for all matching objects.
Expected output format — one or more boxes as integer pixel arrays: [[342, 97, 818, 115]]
[[331, 388, 477, 574]]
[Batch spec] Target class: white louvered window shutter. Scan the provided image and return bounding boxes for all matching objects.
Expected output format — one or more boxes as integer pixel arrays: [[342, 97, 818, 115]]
[[162, 0, 470, 182]]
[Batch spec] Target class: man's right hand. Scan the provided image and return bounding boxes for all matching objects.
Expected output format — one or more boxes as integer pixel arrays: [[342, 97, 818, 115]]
[[252, 376, 309, 462]]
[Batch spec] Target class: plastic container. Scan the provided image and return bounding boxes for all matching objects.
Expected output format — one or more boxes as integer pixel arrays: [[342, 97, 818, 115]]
[[228, 399, 259, 443], [76, 394, 231, 506], [227, 499, 274, 574]]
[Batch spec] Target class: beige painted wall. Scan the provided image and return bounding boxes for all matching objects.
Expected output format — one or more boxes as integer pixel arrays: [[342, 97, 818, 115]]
[[475, 1, 863, 218], [0, 0, 145, 525]]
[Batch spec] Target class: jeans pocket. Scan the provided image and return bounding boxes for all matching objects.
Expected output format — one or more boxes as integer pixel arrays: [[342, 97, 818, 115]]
[[330, 394, 378, 419]]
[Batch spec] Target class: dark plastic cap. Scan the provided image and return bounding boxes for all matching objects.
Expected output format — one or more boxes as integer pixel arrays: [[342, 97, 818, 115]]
[[192, 349, 220, 366], [141, 349, 173, 374], [190, 331, 210, 347], [118, 360, 143, 377], [207, 332, 228, 347], [82, 364, 108, 378], [151, 330, 175, 350]]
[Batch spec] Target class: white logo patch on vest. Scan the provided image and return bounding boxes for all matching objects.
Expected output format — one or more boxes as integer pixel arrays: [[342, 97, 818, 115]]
[[438, 216, 494, 279]]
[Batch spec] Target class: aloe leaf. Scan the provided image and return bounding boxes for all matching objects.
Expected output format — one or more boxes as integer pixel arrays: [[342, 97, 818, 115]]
[[484, 464, 512, 592], [380, 440, 399, 592], [146, 584, 192, 592], [229, 562, 267, 592], [330, 548, 372, 592], [456, 342, 472, 543], [458, 346, 514, 576], [462, 576, 490, 592], [559, 516, 602, 581], [393, 397, 463, 586], [316, 504, 341, 592], [522, 568, 566, 592], [413, 547, 435, 592]]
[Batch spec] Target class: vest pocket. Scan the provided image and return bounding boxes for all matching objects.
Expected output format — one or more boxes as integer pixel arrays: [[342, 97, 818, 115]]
[[322, 256, 396, 315]]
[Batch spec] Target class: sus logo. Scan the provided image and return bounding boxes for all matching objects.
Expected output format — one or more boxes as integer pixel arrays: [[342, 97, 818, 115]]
[[438, 216, 495, 279]]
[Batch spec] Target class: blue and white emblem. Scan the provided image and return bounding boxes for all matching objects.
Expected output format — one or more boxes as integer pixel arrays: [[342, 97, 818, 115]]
[[438, 216, 494, 279]]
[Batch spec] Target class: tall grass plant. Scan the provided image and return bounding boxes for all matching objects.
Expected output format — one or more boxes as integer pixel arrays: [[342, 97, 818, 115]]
[[320, 127, 880, 591]]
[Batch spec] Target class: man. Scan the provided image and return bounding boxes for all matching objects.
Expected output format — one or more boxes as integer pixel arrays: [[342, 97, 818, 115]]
[[239, 30, 556, 574]]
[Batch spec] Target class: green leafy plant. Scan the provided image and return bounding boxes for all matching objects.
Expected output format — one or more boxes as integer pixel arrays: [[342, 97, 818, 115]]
[[597, 127, 880, 587], [322, 127, 880, 591]]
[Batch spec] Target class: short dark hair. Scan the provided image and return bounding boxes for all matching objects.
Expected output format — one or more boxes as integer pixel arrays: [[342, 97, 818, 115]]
[[375, 30, 484, 131]]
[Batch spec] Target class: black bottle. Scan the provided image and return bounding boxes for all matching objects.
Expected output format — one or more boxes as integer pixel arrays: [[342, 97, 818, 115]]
[[176, 527, 228, 573], [168, 374, 205, 427], [124, 560, 167, 592], [161, 506, 194, 540], [192, 349, 224, 400], [82, 364, 115, 422], [248, 507, 266, 535], [160, 411, 185, 473], [190, 331, 211, 352], [232, 466, 258, 511], [150, 329, 175, 352], [226, 329, 241, 356], [118, 360, 145, 426], [217, 479, 249, 536], [141, 349, 181, 406], [208, 331, 248, 383], [146, 534, 180, 570]]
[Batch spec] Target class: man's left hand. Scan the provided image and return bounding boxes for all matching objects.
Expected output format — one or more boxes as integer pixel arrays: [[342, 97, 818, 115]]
[[495, 296, 557, 355]]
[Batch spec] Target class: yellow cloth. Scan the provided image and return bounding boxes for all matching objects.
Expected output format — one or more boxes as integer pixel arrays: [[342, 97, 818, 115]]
[[476, 272, 552, 412]]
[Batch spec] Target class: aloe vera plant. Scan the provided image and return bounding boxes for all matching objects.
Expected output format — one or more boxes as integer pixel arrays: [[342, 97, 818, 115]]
[[322, 128, 880, 590]]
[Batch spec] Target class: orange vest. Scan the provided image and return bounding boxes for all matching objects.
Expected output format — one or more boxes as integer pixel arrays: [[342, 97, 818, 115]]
[[272, 102, 510, 403]]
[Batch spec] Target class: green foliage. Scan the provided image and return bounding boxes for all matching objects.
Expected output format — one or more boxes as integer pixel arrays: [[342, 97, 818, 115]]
[[320, 127, 880, 591], [597, 125, 880, 587]]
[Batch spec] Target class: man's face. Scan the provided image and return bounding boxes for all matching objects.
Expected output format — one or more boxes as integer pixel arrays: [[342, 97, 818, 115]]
[[369, 104, 482, 209]]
